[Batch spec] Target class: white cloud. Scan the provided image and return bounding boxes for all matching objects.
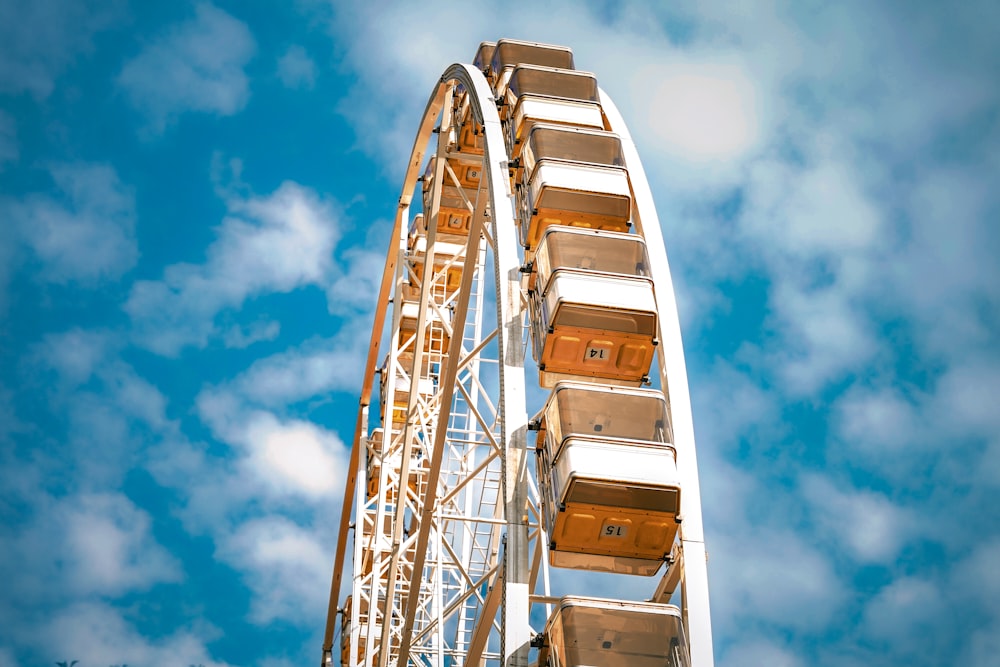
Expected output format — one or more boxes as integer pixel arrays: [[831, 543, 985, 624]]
[[211, 328, 366, 409], [146, 343, 349, 523], [222, 319, 281, 348], [800, 474, 916, 564], [690, 360, 782, 455], [719, 639, 802, 667], [896, 177, 1000, 349], [819, 557, 994, 665], [754, 280, 877, 396], [60, 493, 182, 595], [38, 333, 165, 427], [63, 394, 141, 485], [0, 492, 179, 604], [241, 413, 345, 498], [196, 390, 347, 501], [741, 151, 884, 259], [954, 539, 1000, 606], [135, 320, 356, 632], [834, 384, 921, 453], [145, 406, 346, 631], [643, 61, 761, 162], [117, 3, 255, 132], [832, 361, 1000, 486], [255, 421, 338, 495], [707, 4, 1000, 401], [0, 0, 123, 97], [711, 525, 843, 631], [140, 321, 356, 629], [862, 577, 940, 643], [219, 517, 332, 624], [277, 44, 316, 89], [326, 246, 384, 316], [686, 140, 891, 397], [126, 181, 340, 355], [12, 163, 137, 284], [27, 329, 175, 490], [34, 327, 116, 387]]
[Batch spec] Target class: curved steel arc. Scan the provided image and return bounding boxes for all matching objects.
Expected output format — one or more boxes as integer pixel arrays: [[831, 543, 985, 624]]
[[320, 68, 450, 666], [599, 89, 715, 667], [322, 62, 526, 667], [394, 62, 526, 666]]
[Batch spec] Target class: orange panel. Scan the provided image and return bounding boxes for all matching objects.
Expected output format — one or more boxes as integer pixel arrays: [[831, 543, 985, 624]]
[[390, 405, 407, 426], [455, 162, 483, 190], [617, 342, 651, 372], [557, 510, 596, 545], [635, 519, 672, 551], [458, 121, 484, 155], [435, 209, 472, 236], [540, 325, 653, 384], [550, 502, 678, 562], [548, 333, 582, 364]]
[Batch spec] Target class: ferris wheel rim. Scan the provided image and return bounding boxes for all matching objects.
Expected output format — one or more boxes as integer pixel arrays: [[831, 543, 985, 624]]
[[323, 50, 715, 667], [321, 61, 527, 666]]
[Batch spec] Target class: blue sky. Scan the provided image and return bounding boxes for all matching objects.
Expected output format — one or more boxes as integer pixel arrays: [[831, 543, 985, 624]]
[[1, 1, 998, 666]]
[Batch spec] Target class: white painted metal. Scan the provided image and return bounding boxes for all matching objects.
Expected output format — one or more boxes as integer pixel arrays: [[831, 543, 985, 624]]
[[384, 374, 435, 403], [510, 98, 604, 145], [527, 162, 631, 208], [546, 440, 680, 502], [410, 235, 466, 260], [539, 274, 656, 323]]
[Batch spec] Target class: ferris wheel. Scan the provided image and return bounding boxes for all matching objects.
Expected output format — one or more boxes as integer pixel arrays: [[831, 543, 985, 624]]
[[320, 39, 714, 667]]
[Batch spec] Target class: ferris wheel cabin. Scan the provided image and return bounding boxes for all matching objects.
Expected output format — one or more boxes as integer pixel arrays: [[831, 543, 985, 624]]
[[533, 381, 681, 575], [528, 226, 658, 387], [518, 124, 632, 252], [540, 596, 691, 667]]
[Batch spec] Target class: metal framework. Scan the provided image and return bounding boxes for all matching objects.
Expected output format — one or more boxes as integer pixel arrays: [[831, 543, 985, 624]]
[[321, 41, 714, 667]]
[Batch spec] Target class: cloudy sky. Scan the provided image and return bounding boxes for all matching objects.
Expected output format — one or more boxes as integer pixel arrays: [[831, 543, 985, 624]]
[[1, 1, 998, 666]]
